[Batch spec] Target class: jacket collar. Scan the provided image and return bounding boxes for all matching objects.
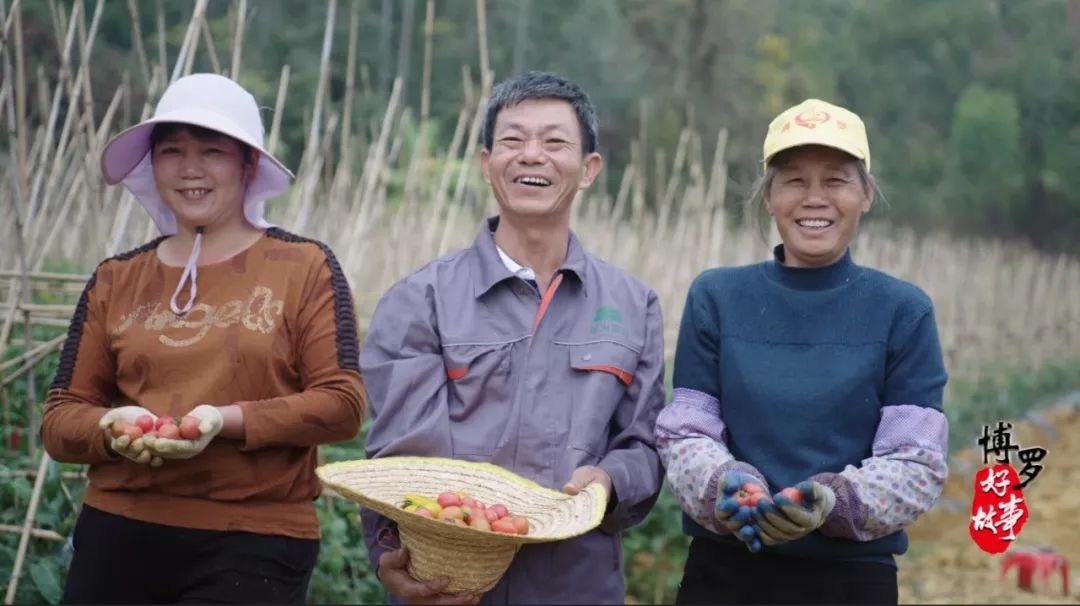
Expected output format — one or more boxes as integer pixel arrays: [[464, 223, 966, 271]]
[[471, 216, 588, 298]]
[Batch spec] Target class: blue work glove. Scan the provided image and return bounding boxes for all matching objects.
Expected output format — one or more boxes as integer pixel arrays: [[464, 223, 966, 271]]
[[715, 472, 770, 553], [754, 481, 836, 546]]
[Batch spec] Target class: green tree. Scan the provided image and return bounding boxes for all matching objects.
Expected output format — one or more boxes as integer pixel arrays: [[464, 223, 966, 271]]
[[948, 85, 1024, 234]]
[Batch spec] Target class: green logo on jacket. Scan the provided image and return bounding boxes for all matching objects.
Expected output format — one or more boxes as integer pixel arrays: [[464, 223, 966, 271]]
[[590, 306, 625, 336]]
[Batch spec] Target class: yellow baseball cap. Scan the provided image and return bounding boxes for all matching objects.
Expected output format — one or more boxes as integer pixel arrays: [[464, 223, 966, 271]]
[[762, 98, 871, 171]]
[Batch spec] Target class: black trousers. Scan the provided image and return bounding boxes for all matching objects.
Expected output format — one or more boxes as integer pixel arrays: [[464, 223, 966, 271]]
[[63, 504, 319, 604], [676, 537, 898, 605]]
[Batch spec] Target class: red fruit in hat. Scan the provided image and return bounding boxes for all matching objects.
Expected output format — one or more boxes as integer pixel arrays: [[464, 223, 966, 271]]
[[508, 516, 529, 535], [437, 492, 462, 508], [438, 506, 464, 521], [469, 515, 491, 532], [489, 504, 510, 519], [491, 519, 518, 534], [414, 507, 435, 519]]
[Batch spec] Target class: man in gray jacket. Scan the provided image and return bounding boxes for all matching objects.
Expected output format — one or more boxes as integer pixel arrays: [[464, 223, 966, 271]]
[[360, 71, 666, 605]]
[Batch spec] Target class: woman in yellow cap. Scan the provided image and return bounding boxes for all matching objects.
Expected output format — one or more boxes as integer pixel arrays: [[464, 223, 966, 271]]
[[41, 73, 365, 604], [656, 99, 948, 604]]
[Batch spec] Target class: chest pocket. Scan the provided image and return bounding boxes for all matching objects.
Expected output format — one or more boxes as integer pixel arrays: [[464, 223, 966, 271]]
[[562, 340, 641, 458], [441, 341, 516, 457]]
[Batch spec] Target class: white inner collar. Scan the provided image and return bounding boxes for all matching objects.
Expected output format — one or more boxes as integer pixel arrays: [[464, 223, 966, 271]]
[[495, 245, 536, 281]]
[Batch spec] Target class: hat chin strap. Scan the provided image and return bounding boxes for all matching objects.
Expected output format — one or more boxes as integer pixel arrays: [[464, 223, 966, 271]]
[[170, 225, 205, 315]]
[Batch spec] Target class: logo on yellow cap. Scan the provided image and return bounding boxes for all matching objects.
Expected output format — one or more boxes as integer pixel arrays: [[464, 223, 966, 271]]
[[794, 110, 830, 129], [763, 99, 871, 170]]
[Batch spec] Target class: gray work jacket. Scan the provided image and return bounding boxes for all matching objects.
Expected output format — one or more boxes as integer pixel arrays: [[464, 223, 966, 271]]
[[360, 217, 666, 604]]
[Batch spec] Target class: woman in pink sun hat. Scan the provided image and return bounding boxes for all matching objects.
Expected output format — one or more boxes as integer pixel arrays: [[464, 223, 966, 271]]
[[42, 73, 366, 604]]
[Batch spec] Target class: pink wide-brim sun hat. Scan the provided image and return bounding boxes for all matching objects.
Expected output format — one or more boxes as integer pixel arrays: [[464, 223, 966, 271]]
[[100, 73, 295, 236]]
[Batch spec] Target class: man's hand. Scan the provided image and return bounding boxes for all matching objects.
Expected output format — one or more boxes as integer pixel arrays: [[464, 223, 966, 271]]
[[99, 406, 160, 466], [377, 547, 479, 605], [755, 480, 836, 546], [715, 471, 770, 553], [562, 465, 613, 502], [145, 404, 224, 460]]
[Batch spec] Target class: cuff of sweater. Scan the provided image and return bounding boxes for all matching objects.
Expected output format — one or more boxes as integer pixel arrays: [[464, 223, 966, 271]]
[[235, 400, 271, 451], [721, 461, 768, 487], [810, 471, 869, 540]]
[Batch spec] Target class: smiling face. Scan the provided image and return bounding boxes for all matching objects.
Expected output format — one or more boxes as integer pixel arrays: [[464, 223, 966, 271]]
[[765, 145, 874, 268], [151, 126, 257, 232], [479, 98, 602, 223]]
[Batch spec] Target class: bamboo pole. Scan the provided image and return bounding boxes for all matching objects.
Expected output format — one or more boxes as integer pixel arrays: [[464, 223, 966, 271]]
[[12, 0, 27, 217], [0, 469, 86, 480], [289, 0, 334, 232], [126, 0, 151, 87], [199, 11, 222, 75], [3, 453, 50, 605], [24, 0, 79, 230], [0, 304, 76, 315], [475, 0, 492, 90], [0, 271, 89, 283], [400, 0, 435, 207], [0, 0, 21, 47], [344, 77, 403, 261], [267, 64, 290, 156], [0, 9, 37, 458], [339, 0, 360, 176], [309, 0, 337, 154], [0, 334, 65, 374], [155, 0, 166, 79], [171, 0, 209, 84], [0, 524, 64, 543], [229, 0, 248, 80], [420, 0, 435, 129]]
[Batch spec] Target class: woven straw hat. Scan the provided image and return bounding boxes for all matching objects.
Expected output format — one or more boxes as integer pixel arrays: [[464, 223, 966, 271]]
[[317, 457, 607, 593]]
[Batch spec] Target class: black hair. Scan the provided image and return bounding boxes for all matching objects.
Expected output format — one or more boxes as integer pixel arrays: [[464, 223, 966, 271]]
[[482, 71, 599, 155], [149, 122, 255, 165]]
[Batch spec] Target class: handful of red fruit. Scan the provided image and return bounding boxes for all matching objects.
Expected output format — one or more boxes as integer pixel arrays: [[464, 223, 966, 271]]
[[720, 477, 809, 553], [110, 415, 204, 442], [401, 491, 530, 535]]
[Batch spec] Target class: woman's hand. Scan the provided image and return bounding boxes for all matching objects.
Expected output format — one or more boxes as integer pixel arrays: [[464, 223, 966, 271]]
[[755, 481, 836, 546], [99, 406, 160, 466], [145, 404, 224, 459], [715, 471, 771, 552]]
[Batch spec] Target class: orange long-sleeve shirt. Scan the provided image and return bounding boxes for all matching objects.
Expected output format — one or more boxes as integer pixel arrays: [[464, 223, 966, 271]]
[[42, 228, 365, 539]]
